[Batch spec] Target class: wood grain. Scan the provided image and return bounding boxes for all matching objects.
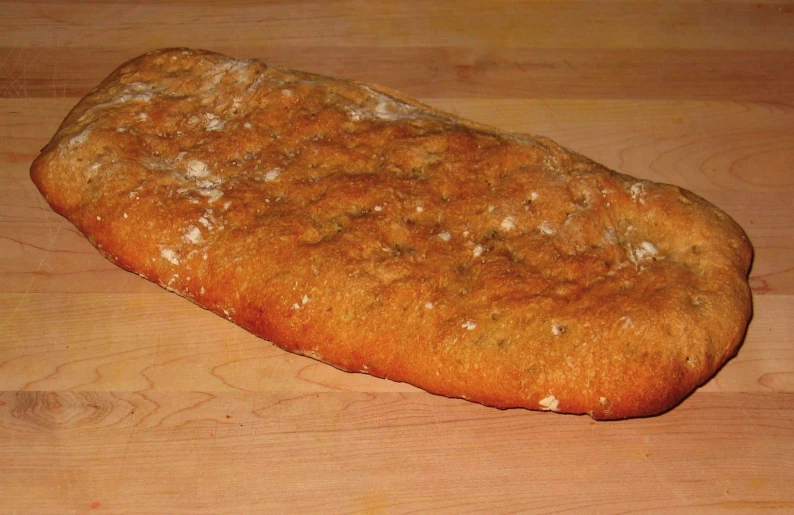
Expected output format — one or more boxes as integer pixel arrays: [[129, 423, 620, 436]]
[[4, 46, 794, 101], [1, 391, 792, 513], [1, 0, 793, 512]]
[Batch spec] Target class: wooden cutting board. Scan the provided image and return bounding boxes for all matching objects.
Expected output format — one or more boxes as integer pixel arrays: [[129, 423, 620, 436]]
[[1, 1, 792, 512]]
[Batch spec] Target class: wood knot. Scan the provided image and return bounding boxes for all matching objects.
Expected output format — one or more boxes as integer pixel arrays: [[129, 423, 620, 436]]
[[12, 392, 115, 432]]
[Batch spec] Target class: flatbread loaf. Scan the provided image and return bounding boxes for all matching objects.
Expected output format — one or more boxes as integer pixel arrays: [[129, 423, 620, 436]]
[[31, 49, 753, 419]]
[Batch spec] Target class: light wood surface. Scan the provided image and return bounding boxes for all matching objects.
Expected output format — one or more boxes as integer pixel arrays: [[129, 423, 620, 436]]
[[2, 1, 793, 513]]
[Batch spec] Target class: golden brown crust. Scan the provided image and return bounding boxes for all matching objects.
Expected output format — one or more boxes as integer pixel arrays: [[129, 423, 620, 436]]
[[30, 48, 753, 419]]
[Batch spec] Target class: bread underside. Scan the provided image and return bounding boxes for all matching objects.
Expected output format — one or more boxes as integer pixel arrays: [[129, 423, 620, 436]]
[[31, 49, 753, 419]]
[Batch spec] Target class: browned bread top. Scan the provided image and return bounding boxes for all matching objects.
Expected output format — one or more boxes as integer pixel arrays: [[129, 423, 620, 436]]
[[31, 48, 753, 419]]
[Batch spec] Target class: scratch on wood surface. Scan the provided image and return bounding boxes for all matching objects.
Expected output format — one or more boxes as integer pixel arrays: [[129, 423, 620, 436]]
[[647, 451, 689, 506], [0, 42, 29, 99], [151, 334, 163, 388], [767, 394, 791, 429], [0, 218, 65, 332], [0, 41, 54, 124], [740, 404, 762, 434], [115, 421, 137, 488]]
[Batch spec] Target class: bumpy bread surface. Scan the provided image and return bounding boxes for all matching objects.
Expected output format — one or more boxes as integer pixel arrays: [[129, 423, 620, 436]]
[[31, 49, 753, 419]]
